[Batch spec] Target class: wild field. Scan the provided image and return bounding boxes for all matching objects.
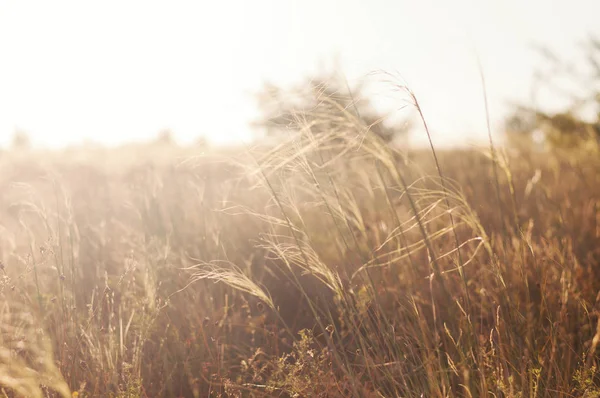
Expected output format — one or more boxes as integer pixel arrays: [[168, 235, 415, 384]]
[[0, 124, 599, 397]]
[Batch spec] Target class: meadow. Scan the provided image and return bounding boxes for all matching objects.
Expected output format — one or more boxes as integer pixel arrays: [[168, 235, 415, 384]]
[[0, 117, 599, 397]]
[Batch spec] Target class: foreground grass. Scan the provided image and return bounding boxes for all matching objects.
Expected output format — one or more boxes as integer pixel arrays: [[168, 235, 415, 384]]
[[0, 130, 599, 397]]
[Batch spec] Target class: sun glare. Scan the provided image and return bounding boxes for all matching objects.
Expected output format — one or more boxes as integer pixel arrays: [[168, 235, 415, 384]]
[[0, 0, 598, 148]]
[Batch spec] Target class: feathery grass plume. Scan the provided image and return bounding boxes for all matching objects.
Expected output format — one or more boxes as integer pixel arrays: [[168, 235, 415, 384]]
[[185, 260, 274, 311]]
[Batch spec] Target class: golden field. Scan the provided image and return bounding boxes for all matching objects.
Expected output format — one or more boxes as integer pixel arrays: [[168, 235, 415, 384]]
[[0, 129, 599, 397]]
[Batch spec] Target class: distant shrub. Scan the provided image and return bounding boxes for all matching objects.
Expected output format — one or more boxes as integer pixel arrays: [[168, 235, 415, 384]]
[[11, 130, 31, 150], [155, 129, 175, 145], [254, 72, 412, 145], [505, 36, 600, 151]]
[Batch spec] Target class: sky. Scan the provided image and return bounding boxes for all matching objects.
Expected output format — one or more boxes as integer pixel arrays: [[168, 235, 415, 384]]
[[0, 0, 599, 149]]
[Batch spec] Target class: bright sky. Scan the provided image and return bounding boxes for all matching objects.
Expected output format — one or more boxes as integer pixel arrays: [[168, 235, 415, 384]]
[[0, 0, 598, 148]]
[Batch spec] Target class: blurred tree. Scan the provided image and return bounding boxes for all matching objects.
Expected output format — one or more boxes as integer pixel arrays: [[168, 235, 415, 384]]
[[155, 129, 175, 145], [11, 129, 31, 151], [194, 136, 208, 148], [254, 73, 412, 145], [505, 35, 600, 150]]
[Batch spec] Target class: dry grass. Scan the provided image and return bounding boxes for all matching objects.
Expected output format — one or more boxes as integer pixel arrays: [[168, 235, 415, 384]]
[[0, 114, 599, 397]]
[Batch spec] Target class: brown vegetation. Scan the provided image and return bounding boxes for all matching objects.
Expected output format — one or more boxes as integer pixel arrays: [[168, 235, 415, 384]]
[[0, 112, 599, 397]]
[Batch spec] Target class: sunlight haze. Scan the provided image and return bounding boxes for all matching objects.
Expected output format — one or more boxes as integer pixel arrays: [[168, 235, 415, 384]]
[[0, 0, 598, 148]]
